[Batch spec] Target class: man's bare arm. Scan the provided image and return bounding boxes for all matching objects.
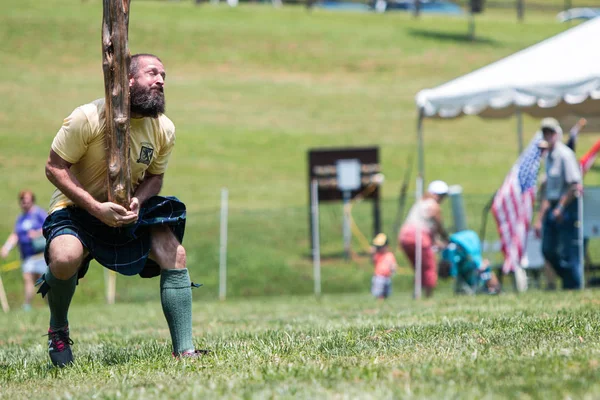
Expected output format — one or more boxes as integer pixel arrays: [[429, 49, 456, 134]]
[[127, 173, 163, 217], [132, 173, 163, 206], [537, 197, 550, 220], [557, 183, 579, 210], [1, 233, 18, 258], [431, 203, 449, 242], [45, 150, 137, 226], [45, 150, 102, 215]]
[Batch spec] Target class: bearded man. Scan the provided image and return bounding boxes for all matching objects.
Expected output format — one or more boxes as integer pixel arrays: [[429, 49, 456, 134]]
[[40, 53, 207, 367]]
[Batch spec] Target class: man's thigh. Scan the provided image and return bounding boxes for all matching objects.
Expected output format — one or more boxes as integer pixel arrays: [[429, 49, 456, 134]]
[[542, 217, 560, 256], [148, 225, 184, 270]]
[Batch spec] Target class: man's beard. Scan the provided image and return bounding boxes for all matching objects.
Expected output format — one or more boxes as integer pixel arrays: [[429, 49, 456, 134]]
[[130, 83, 165, 118]]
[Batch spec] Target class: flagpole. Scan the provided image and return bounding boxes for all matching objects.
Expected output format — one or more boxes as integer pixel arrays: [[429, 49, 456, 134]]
[[491, 133, 543, 276], [516, 110, 523, 155]]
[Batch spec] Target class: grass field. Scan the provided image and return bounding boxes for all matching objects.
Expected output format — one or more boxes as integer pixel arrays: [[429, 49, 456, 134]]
[[1, 291, 600, 399], [2, 1, 600, 398]]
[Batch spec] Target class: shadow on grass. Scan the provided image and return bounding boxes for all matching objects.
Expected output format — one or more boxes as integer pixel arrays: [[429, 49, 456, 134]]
[[302, 251, 373, 268], [408, 28, 499, 46]]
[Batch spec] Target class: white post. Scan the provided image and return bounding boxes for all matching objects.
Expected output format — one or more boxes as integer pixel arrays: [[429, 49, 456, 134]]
[[105, 270, 116, 305], [414, 176, 423, 299], [517, 110, 524, 155], [311, 179, 322, 297], [0, 273, 9, 313], [219, 188, 229, 301], [415, 108, 424, 300], [578, 171, 585, 290], [468, 6, 475, 41]]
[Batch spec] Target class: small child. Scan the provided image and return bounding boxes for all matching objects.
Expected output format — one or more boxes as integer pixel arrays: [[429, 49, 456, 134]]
[[370, 233, 398, 300]]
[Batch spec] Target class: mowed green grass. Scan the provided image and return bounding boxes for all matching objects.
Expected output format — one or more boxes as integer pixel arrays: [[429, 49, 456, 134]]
[[1, 291, 600, 399], [2, 3, 600, 398], [2, 0, 600, 300]]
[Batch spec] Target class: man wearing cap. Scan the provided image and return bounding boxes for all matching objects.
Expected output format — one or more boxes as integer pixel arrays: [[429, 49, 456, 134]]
[[399, 180, 450, 297], [534, 118, 582, 290]]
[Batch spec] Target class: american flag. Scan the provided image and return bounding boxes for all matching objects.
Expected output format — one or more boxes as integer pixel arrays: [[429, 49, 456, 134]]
[[492, 134, 543, 274]]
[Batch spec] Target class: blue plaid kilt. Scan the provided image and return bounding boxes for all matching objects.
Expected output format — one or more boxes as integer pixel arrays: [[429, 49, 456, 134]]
[[38, 196, 186, 295]]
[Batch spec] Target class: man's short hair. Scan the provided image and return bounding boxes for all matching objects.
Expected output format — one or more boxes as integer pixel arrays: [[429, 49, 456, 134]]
[[129, 53, 162, 76]]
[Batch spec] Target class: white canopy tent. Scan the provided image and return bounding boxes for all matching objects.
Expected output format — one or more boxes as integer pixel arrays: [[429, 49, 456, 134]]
[[412, 18, 600, 297]]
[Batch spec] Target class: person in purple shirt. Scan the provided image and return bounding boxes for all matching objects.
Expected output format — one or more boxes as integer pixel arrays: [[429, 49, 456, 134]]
[[1, 190, 48, 310]]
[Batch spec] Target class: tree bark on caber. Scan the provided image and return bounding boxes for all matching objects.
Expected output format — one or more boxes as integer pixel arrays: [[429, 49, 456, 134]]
[[102, 0, 132, 208]]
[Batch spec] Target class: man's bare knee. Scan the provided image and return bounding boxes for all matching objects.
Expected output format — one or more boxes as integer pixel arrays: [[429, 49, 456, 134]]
[[48, 235, 86, 279], [174, 245, 186, 270]]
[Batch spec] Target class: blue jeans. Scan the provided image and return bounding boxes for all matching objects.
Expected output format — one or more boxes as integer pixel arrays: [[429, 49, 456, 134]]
[[541, 202, 582, 290]]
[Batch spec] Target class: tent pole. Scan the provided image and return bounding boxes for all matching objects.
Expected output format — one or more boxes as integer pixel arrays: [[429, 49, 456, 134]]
[[468, 4, 475, 41], [415, 108, 425, 300], [517, 110, 524, 154], [418, 107, 425, 185], [578, 167, 585, 290]]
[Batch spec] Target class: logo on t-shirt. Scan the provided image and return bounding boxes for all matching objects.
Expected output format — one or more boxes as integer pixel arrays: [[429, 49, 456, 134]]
[[20, 219, 34, 232], [137, 143, 154, 166]]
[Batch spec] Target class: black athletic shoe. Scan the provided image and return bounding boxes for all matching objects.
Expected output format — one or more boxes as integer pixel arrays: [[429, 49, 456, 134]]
[[47, 327, 74, 367], [173, 349, 211, 359]]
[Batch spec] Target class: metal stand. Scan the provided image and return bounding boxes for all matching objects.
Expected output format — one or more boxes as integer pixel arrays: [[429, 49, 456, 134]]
[[219, 188, 229, 301], [342, 190, 351, 260], [311, 180, 322, 297]]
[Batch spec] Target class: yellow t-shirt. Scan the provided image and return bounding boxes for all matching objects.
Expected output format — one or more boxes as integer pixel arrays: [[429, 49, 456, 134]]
[[49, 98, 175, 213]]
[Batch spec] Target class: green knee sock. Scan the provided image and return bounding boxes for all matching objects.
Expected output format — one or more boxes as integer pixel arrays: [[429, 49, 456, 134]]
[[160, 268, 194, 354], [45, 270, 77, 330]]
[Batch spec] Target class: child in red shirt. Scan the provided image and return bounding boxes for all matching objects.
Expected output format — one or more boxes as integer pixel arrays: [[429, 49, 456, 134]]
[[371, 233, 398, 300]]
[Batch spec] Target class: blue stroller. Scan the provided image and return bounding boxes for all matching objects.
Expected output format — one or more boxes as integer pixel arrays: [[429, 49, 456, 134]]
[[441, 230, 499, 295]]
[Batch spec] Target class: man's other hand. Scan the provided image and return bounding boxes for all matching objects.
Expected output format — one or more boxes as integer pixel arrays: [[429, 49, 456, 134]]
[[130, 197, 140, 217], [94, 202, 139, 227], [534, 219, 542, 238], [552, 207, 564, 223]]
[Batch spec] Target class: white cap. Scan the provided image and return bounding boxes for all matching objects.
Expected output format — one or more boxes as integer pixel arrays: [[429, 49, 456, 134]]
[[427, 180, 449, 195], [539, 117, 563, 140], [540, 117, 561, 133]]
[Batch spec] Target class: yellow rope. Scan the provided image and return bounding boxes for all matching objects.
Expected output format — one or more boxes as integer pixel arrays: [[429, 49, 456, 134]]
[[346, 204, 372, 252], [0, 260, 20, 273], [345, 182, 380, 253]]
